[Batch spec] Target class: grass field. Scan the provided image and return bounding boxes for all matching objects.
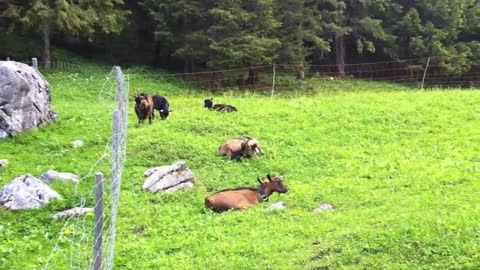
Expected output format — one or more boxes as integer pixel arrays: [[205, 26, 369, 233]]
[[0, 63, 479, 269]]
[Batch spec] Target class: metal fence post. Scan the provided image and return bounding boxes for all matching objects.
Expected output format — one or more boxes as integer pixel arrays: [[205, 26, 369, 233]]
[[32, 58, 38, 69], [421, 57, 431, 90], [270, 64, 276, 100], [93, 172, 104, 270]]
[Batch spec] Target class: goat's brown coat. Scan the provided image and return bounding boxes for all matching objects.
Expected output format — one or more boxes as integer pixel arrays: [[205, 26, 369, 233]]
[[218, 136, 261, 160], [134, 93, 153, 124], [205, 174, 288, 212]]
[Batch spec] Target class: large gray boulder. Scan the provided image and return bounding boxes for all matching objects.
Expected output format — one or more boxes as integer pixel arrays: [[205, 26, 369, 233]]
[[0, 174, 61, 210], [0, 61, 57, 137], [142, 161, 195, 193]]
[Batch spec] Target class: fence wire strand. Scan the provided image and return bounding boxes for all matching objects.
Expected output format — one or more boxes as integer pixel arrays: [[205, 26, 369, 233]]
[[42, 66, 128, 270]]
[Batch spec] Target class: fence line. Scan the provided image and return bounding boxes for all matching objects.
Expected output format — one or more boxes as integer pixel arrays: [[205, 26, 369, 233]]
[[41, 66, 129, 270], [9, 55, 480, 93]]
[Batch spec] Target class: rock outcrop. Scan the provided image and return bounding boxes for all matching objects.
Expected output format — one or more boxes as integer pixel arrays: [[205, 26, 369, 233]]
[[142, 161, 195, 193], [0, 174, 61, 210], [0, 61, 56, 138]]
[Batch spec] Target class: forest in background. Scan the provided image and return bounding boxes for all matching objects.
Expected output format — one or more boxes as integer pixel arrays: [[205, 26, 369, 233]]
[[1, 0, 479, 76]]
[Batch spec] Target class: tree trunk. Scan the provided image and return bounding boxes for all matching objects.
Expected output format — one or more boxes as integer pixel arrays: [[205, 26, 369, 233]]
[[335, 34, 345, 77], [42, 26, 51, 70]]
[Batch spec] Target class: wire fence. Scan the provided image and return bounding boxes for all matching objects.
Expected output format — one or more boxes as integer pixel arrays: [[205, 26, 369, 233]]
[[128, 57, 480, 92], [41, 66, 128, 270], [6, 56, 480, 92]]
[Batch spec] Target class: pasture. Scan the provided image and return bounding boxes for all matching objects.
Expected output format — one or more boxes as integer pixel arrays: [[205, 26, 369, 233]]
[[0, 64, 479, 269]]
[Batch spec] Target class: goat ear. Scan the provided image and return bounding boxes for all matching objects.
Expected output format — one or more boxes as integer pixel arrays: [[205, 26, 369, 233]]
[[267, 174, 272, 181], [257, 177, 263, 185]]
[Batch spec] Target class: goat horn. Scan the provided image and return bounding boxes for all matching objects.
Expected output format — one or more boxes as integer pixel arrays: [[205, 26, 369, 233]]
[[267, 174, 272, 181], [257, 177, 262, 185]]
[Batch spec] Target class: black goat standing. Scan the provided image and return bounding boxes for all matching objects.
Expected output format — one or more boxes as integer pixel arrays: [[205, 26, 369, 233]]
[[204, 98, 237, 112], [152, 95, 171, 120]]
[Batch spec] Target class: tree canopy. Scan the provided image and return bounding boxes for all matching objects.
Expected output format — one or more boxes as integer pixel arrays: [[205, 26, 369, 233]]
[[2, 0, 129, 68], [1, 0, 478, 73]]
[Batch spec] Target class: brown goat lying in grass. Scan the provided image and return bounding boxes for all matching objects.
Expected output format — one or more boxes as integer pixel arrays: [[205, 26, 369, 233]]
[[205, 174, 288, 212], [218, 136, 262, 160], [134, 93, 153, 124]]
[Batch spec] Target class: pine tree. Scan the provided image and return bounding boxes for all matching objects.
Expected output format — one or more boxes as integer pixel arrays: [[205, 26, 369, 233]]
[[316, 0, 394, 76], [2, 0, 129, 69], [273, 0, 329, 65], [390, 0, 480, 73], [207, 0, 281, 68], [142, 0, 213, 72]]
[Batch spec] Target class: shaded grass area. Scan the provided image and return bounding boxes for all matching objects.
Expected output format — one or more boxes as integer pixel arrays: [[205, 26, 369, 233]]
[[0, 64, 479, 269]]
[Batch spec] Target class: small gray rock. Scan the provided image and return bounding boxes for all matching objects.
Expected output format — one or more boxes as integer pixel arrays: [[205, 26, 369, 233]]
[[0, 159, 7, 169], [40, 169, 80, 184], [0, 130, 8, 139], [0, 174, 61, 210], [266, 201, 286, 210], [71, 140, 84, 148], [52, 207, 93, 219], [314, 203, 335, 212]]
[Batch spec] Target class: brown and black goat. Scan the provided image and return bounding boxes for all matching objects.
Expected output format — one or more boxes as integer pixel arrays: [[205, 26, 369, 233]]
[[218, 136, 262, 160], [205, 174, 288, 212], [134, 93, 153, 124]]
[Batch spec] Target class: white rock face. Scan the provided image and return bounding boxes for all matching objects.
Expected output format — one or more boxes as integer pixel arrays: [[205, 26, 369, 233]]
[[164, 181, 194, 193], [52, 207, 93, 219], [39, 170, 80, 184], [0, 174, 61, 210], [142, 161, 195, 193], [0, 61, 57, 137]]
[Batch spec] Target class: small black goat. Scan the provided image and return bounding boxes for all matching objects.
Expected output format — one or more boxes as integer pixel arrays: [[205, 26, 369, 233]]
[[204, 98, 237, 112], [152, 95, 171, 120]]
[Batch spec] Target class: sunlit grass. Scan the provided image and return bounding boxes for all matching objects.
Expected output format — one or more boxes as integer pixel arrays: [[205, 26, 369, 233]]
[[0, 63, 479, 269]]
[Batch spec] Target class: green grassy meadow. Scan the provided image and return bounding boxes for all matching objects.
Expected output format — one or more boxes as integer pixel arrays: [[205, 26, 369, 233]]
[[0, 63, 479, 269]]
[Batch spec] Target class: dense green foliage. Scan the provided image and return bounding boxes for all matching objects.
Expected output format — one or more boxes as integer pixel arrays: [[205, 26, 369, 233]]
[[1, 1, 478, 73], [0, 58, 479, 269], [1, 0, 128, 68]]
